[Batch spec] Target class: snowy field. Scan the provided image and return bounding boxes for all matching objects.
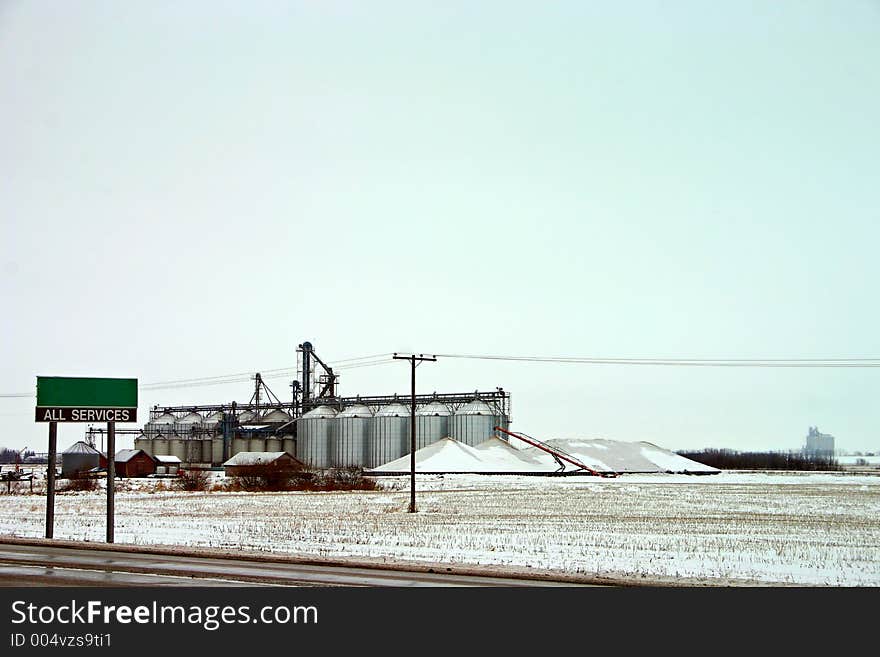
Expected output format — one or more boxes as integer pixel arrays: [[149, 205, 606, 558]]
[[2, 471, 879, 586]]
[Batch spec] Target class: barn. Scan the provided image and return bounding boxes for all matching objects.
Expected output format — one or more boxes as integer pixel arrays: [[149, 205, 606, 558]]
[[114, 449, 155, 478]]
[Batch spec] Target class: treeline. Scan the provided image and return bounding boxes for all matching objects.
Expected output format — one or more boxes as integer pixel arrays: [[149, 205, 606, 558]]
[[676, 448, 841, 471], [0, 448, 35, 464]]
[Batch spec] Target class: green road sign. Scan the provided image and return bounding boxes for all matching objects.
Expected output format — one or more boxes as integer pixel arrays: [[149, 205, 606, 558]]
[[35, 376, 138, 422]]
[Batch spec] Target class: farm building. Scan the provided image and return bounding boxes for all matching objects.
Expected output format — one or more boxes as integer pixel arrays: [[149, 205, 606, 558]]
[[153, 454, 181, 476], [223, 451, 305, 477], [61, 441, 106, 478], [114, 449, 155, 478]]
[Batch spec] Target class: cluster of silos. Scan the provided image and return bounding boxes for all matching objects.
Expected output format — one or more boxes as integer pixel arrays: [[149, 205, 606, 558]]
[[292, 398, 508, 469], [139, 409, 296, 466]]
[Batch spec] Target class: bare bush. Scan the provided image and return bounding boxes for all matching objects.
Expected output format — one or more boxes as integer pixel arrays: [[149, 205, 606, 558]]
[[57, 475, 98, 492], [174, 469, 211, 492], [222, 465, 378, 492]]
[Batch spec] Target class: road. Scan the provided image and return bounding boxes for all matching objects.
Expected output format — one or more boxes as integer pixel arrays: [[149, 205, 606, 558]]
[[0, 542, 588, 587]]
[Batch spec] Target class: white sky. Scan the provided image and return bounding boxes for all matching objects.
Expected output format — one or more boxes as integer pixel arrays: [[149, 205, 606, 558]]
[[2, 2, 878, 453]]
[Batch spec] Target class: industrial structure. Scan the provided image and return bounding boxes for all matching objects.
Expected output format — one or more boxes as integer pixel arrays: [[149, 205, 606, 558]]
[[86, 342, 511, 470], [804, 426, 835, 457]]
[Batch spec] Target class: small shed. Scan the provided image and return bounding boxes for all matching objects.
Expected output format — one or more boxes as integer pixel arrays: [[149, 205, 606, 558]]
[[61, 441, 107, 478], [223, 451, 305, 477], [153, 454, 181, 476], [114, 449, 156, 478]]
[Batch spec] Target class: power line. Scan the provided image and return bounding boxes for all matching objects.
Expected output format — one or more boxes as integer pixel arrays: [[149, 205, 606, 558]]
[[0, 352, 397, 398], [433, 353, 880, 367]]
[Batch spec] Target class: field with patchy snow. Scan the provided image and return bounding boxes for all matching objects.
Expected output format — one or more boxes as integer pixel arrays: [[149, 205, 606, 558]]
[[2, 471, 878, 586]]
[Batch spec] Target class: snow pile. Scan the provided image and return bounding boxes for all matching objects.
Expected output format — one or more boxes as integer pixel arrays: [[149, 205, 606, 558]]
[[370, 437, 718, 475]]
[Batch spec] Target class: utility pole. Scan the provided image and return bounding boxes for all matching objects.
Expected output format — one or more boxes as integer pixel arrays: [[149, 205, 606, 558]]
[[393, 353, 437, 513]]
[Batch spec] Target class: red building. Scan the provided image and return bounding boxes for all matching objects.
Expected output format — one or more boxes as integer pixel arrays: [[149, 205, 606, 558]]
[[114, 449, 156, 478]]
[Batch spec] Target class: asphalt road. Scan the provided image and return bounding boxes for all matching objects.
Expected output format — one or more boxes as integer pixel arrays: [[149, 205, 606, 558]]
[[0, 543, 586, 587]]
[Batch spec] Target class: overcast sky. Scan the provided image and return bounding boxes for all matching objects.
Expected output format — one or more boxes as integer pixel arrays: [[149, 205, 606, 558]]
[[2, 1, 878, 453]]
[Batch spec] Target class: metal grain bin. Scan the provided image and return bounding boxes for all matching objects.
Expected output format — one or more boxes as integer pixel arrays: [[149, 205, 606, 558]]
[[266, 437, 282, 452], [199, 438, 212, 464], [211, 436, 224, 465], [151, 434, 170, 456], [296, 405, 337, 468], [169, 436, 188, 462], [182, 439, 202, 463], [204, 411, 223, 426], [179, 411, 204, 425], [238, 410, 257, 423], [451, 399, 504, 446], [415, 401, 451, 450], [261, 409, 291, 424], [61, 441, 102, 478], [134, 435, 154, 457], [248, 437, 267, 452], [232, 436, 248, 457], [333, 404, 372, 467], [369, 403, 410, 468], [281, 435, 295, 456], [146, 412, 177, 437]]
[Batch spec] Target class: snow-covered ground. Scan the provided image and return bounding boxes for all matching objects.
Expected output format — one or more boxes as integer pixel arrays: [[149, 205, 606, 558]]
[[1, 471, 878, 586]]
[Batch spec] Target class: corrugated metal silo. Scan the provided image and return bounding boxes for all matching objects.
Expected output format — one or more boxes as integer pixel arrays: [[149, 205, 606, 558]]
[[211, 435, 224, 465], [232, 436, 248, 457], [201, 438, 213, 463], [61, 441, 101, 478], [415, 401, 451, 450], [281, 435, 295, 456], [182, 439, 202, 463], [169, 436, 187, 462], [147, 412, 177, 437], [134, 434, 154, 456], [261, 409, 291, 424], [451, 398, 504, 446], [151, 434, 170, 456], [296, 405, 337, 468], [238, 410, 257, 423], [333, 404, 372, 467], [369, 403, 410, 468], [204, 411, 223, 426]]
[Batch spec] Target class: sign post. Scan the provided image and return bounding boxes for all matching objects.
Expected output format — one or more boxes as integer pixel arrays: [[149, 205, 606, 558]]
[[46, 422, 56, 539], [36, 377, 137, 543]]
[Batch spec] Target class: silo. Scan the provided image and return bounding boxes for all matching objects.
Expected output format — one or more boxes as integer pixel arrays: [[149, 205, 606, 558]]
[[147, 412, 177, 437], [451, 399, 504, 446], [296, 405, 337, 468], [281, 435, 295, 456], [415, 401, 451, 450], [369, 403, 410, 468], [134, 434, 154, 457], [261, 409, 291, 424], [169, 435, 187, 462], [61, 441, 101, 478], [248, 436, 267, 452], [204, 411, 223, 426], [201, 438, 214, 464], [232, 435, 248, 458], [333, 404, 372, 467], [266, 437, 282, 452], [238, 410, 257, 423], [211, 435, 224, 465], [182, 439, 202, 463], [151, 434, 170, 456]]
